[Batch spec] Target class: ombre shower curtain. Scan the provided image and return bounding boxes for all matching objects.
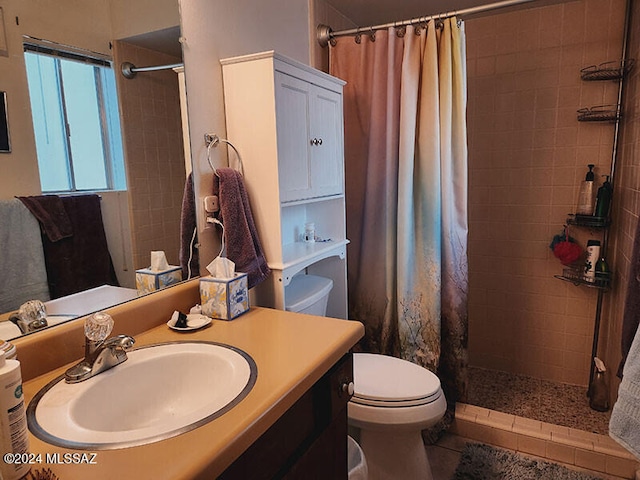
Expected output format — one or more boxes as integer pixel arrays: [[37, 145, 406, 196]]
[[330, 18, 469, 409]]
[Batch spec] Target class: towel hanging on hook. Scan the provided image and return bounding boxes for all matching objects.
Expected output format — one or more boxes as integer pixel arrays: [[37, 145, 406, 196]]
[[205, 134, 244, 176]]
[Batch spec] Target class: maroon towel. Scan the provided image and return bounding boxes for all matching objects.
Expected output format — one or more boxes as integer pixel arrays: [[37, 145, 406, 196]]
[[19, 194, 118, 299], [619, 217, 640, 378], [213, 168, 270, 289], [17, 195, 73, 242]]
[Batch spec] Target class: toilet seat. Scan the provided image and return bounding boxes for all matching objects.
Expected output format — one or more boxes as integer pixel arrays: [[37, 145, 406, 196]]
[[351, 353, 443, 408]]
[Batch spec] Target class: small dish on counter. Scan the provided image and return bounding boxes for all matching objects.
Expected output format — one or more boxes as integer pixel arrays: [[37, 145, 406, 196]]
[[167, 313, 212, 331]]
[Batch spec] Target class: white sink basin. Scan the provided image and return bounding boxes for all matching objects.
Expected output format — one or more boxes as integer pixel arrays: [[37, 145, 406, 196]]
[[27, 342, 257, 449]]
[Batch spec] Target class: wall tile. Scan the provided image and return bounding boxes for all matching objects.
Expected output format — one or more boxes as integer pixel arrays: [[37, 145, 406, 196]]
[[467, 0, 627, 386]]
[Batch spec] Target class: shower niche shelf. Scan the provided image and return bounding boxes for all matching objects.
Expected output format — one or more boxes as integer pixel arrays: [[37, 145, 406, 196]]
[[580, 59, 635, 81]]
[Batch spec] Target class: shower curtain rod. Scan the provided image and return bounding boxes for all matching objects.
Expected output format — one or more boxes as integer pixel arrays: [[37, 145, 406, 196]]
[[317, 0, 537, 46], [121, 61, 184, 79]]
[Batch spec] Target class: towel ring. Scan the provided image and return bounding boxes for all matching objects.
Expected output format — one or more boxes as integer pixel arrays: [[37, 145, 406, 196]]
[[205, 134, 245, 176]]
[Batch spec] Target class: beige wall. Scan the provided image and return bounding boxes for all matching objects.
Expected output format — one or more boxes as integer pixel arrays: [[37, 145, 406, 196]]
[[178, 0, 313, 271], [466, 0, 627, 386]]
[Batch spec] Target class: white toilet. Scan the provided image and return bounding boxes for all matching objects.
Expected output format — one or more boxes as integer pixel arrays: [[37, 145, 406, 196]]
[[285, 274, 447, 480], [349, 353, 446, 480]]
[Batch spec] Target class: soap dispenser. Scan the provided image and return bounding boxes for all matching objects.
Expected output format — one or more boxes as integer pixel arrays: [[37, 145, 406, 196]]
[[576, 164, 595, 215], [594, 175, 613, 219]]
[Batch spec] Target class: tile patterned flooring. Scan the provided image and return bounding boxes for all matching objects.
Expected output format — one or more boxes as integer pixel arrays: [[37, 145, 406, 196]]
[[467, 366, 612, 435]]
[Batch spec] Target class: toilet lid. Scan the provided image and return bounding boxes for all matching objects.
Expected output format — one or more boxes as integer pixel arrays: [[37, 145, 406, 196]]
[[352, 353, 442, 407]]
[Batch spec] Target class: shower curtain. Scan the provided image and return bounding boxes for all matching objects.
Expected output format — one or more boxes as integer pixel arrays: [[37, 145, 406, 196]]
[[330, 18, 469, 407]]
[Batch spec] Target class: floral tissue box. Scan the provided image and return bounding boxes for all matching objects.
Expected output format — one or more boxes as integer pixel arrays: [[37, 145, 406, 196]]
[[135, 266, 182, 294], [199, 273, 249, 320]]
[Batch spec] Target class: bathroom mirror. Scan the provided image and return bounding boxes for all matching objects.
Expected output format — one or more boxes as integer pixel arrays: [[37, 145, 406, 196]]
[[0, 0, 193, 340]]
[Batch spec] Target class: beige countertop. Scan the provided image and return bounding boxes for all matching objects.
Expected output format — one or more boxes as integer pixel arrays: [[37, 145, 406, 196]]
[[21, 307, 364, 479]]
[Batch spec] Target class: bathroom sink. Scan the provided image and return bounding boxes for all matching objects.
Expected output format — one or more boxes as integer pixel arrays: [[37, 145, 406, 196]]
[[27, 341, 257, 450]]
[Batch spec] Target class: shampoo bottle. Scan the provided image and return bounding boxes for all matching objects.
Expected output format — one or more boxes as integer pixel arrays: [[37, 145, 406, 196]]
[[594, 175, 613, 219], [0, 352, 29, 480], [584, 239, 601, 282], [576, 164, 595, 215]]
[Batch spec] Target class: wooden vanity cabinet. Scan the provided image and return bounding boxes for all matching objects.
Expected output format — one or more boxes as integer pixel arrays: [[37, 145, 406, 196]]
[[219, 353, 354, 479]]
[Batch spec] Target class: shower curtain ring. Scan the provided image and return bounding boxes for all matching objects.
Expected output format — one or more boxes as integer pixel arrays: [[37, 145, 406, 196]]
[[355, 27, 362, 44], [369, 27, 376, 42]]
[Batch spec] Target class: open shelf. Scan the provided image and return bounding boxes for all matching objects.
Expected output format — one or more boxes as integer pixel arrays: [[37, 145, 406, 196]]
[[566, 214, 610, 228], [554, 267, 611, 291], [580, 60, 635, 81], [577, 105, 621, 123]]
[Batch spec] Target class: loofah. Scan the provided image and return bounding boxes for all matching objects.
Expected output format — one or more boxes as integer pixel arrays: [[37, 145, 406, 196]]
[[550, 228, 583, 266]]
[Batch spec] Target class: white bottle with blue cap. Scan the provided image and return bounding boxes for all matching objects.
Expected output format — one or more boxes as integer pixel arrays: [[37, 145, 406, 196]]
[[0, 350, 30, 480]]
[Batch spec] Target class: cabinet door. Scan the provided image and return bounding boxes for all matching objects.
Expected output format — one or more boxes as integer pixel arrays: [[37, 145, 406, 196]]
[[310, 86, 344, 198], [275, 71, 344, 203], [275, 71, 313, 203]]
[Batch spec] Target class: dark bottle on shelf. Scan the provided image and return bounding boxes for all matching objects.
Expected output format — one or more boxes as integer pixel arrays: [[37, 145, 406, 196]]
[[594, 175, 613, 219]]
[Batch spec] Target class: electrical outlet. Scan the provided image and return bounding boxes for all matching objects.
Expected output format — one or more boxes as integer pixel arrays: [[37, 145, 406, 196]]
[[204, 195, 219, 213]]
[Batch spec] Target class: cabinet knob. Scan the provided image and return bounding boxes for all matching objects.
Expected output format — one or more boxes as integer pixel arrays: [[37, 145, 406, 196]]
[[340, 381, 355, 397], [317, 138, 323, 145]]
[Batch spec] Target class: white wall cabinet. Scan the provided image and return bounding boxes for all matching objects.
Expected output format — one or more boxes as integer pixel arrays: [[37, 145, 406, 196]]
[[275, 71, 344, 202], [221, 51, 348, 319]]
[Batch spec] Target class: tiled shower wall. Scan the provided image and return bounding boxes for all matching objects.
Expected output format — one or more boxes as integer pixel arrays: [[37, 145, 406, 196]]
[[112, 41, 186, 270], [466, 0, 626, 386], [602, 0, 640, 402]]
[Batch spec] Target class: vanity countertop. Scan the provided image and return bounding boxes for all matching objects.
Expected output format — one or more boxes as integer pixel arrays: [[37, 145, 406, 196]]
[[21, 307, 364, 479]]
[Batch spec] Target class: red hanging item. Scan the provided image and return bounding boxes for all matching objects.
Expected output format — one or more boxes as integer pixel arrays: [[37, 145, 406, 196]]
[[550, 225, 582, 265]]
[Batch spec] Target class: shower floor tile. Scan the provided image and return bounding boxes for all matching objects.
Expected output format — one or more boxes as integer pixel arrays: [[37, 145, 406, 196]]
[[467, 366, 611, 435]]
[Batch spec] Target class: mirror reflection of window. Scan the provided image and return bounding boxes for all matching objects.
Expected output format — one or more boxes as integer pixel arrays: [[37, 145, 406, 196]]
[[23, 44, 126, 193]]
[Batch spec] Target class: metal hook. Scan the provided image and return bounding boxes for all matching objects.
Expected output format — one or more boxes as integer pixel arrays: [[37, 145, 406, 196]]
[[369, 27, 376, 42], [355, 27, 362, 44]]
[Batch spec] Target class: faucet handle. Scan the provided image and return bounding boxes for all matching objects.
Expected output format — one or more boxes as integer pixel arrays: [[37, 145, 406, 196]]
[[84, 312, 114, 342]]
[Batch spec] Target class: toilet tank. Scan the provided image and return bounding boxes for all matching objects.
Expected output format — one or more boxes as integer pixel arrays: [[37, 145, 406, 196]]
[[285, 275, 333, 316]]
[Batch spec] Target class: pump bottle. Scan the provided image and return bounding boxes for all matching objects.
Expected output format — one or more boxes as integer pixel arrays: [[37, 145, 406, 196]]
[[576, 164, 595, 215]]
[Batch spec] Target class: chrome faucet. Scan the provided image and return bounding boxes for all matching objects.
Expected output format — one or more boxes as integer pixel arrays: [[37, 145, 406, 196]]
[[65, 312, 135, 383], [9, 300, 48, 334]]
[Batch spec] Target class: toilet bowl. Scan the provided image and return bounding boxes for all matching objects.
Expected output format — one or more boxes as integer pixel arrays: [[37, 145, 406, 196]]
[[349, 353, 447, 480], [285, 275, 446, 480]]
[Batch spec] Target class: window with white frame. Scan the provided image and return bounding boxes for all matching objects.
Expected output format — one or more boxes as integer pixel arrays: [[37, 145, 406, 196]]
[[23, 43, 126, 193]]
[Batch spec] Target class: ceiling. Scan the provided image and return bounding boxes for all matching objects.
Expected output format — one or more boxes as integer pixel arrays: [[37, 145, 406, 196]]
[[123, 26, 183, 58]]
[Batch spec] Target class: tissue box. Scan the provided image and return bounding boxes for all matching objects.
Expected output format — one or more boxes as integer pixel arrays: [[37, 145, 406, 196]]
[[200, 273, 249, 320], [135, 266, 182, 294]]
